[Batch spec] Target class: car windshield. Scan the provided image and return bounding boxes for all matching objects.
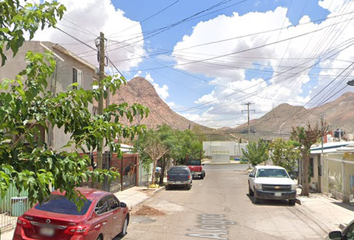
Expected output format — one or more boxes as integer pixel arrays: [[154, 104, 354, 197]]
[[186, 160, 201, 166], [35, 195, 92, 215], [170, 168, 188, 174], [256, 169, 289, 178]]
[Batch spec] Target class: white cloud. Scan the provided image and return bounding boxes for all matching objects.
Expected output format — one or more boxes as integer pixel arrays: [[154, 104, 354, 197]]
[[144, 73, 169, 101], [134, 71, 142, 78], [33, 0, 145, 72], [172, 1, 354, 127], [167, 101, 175, 108], [154, 83, 169, 100]]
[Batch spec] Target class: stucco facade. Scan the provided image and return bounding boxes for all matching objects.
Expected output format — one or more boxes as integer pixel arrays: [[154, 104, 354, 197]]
[[0, 41, 99, 152]]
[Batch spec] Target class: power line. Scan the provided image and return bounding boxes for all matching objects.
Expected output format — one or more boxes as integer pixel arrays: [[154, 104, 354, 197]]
[[108, 0, 181, 38], [106, 57, 184, 130]]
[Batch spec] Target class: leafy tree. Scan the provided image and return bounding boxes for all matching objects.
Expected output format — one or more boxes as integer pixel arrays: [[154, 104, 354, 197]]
[[0, 1, 149, 207], [241, 140, 269, 166], [138, 129, 168, 185], [155, 124, 175, 185], [290, 121, 328, 196], [136, 125, 204, 185], [0, 0, 66, 66], [268, 138, 300, 172]]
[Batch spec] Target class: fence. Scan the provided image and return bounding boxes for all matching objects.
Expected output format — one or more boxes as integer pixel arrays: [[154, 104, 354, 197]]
[[80, 152, 139, 193], [0, 152, 140, 234], [323, 156, 354, 203], [0, 184, 31, 234]]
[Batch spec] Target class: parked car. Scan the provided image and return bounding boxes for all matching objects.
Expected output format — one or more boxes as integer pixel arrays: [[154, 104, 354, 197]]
[[13, 187, 129, 240], [326, 219, 354, 240], [166, 165, 193, 190], [248, 166, 297, 205], [185, 159, 205, 179]]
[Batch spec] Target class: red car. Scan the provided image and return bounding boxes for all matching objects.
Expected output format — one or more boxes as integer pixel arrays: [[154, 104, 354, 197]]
[[13, 187, 129, 240]]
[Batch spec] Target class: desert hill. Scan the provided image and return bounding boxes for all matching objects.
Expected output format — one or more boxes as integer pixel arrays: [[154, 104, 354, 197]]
[[111, 77, 354, 141], [110, 77, 211, 132], [229, 92, 354, 140]]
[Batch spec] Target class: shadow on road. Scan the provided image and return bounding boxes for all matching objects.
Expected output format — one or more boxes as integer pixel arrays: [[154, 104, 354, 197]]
[[246, 194, 294, 206]]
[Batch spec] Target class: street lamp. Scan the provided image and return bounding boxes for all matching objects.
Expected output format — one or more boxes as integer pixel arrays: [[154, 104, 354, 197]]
[[347, 80, 354, 86]]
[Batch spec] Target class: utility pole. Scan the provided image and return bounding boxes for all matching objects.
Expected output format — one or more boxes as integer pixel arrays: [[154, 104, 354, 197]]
[[241, 102, 255, 143], [320, 114, 324, 192], [96, 32, 105, 170]]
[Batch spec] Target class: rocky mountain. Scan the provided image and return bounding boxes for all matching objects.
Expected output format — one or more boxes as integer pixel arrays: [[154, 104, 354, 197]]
[[229, 92, 354, 140], [111, 77, 354, 141], [110, 77, 209, 131]]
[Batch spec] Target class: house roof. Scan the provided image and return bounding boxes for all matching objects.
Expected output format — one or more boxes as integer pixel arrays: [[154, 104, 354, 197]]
[[52, 43, 97, 72], [310, 141, 354, 154]]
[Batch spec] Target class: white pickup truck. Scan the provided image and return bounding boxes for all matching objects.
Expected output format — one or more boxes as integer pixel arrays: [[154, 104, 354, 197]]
[[248, 166, 297, 205]]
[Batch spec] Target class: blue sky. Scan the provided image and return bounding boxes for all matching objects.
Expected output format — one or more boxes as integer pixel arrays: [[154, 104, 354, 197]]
[[34, 0, 354, 128]]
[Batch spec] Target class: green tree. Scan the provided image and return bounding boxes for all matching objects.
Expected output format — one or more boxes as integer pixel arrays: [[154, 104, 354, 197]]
[[0, 0, 66, 66], [155, 124, 175, 185], [268, 138, 300, 172], [138, 129, 168, 185], [290, 121, 328, 196], [242, 140, 269, 166], [135, 125, 204, 185], [0, 1, 149, 206]]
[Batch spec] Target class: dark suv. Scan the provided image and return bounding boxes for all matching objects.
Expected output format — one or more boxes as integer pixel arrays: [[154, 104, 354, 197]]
[[166, 165, 193, 190]]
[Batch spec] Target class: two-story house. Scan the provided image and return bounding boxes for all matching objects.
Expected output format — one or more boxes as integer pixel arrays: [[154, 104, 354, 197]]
[[0, 41, 100, 152]]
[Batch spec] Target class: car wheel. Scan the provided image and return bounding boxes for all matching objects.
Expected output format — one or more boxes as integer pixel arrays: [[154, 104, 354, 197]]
[[118, 217, 128, 237], [200, 174, 204, 179], [253, 195, 260, 204], [165, 185, 170, 190], [289, 199, 296, 206], [186, 184, 192, 190], [202, 171, 205, 178], [248, 185, 254, 196], [96, 235, 103, 240]]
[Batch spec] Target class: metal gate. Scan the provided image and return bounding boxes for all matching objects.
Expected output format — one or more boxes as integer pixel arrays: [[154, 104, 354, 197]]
[[81, 152, 139, 193]]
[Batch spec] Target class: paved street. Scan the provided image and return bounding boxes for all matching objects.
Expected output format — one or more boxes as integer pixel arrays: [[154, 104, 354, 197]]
[[3, 163, 354, 240], [122, 164, 334, 240]]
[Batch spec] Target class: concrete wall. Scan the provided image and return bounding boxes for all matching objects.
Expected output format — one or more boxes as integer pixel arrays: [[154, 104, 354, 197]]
[[203, 141, 248, 158], [212, 154, 230, 163]]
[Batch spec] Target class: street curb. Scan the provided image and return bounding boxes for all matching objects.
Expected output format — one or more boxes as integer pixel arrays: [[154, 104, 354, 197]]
[[152, 186, 165, 195]]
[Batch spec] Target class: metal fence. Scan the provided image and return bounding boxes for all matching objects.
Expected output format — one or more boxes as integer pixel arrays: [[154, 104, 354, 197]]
[[0, 184, 31, 234], [80, 152, 139, 193], [0, 152, 140, 234]]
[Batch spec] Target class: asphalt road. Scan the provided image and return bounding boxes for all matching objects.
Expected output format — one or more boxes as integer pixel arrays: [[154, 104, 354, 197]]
[[121, 164, 328, 240]]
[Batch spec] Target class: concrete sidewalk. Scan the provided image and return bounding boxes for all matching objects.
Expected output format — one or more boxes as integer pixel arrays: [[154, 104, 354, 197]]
[[296, 192, 354, 234], [3, 186, 354, 240], [0, 186, 164, 240]]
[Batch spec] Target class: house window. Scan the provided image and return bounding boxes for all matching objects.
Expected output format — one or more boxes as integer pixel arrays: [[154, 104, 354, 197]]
[[73, 67, 83, 89]]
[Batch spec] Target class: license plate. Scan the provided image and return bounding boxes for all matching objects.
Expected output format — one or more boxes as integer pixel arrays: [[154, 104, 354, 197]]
[[40, 227, 55, 237], [174, 181, 182, 184], [275, 192, 282, 197]]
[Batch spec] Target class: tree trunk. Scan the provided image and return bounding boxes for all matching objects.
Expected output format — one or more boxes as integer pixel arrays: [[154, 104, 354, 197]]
[[151, 159, 157, 185], [301, 152, 310, 196], [159, 157, 166, 185]]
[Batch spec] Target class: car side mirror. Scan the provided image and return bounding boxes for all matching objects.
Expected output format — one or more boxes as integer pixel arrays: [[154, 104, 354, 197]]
[[290, 174, 295, 180], [328, 230, 342, 239], [120, 202, 127, 208], [249, 173, 255, 178], [202, 163, 205, 166]]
